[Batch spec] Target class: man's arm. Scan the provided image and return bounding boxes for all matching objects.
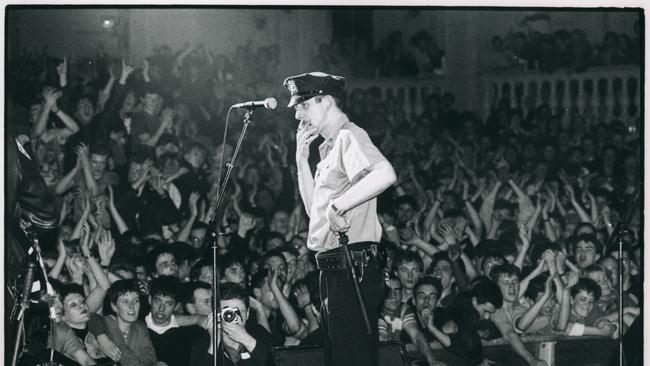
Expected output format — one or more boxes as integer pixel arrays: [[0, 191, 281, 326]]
[[144, 108, 174, 147], [269, 269, 303, 335], [54, 163, 81, 195], [295, 120, 318, 216], [403, 321, 438, 366], [492, 311, 545, 366], [479, 180, 502, 231], [332, 160, 396, 213]]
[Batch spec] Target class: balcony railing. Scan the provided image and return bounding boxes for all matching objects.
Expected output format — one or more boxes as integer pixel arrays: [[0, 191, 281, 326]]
[[483, 65, 642, 125], [347, 65, 641, 125]]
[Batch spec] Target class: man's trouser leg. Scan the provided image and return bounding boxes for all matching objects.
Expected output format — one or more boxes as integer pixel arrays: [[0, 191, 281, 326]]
[[319, 243, 384, 366]]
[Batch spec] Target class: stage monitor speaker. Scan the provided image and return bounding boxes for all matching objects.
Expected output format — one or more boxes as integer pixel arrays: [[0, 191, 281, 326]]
[[271, 341, 411, 366]]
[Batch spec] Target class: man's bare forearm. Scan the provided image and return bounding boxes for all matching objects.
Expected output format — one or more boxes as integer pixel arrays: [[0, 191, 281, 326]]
[[333, 161, 396, 213]]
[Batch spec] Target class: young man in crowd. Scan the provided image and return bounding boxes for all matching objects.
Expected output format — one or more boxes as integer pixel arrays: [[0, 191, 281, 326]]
[[146, 276, 210, 366], [395, 250, 424, 304], [102, 279, 157, 366], [250, 264, 303, 346], [425, 279, 503, 365], [572, 234, 603, 270], [149, 244, 180, 278], [489, 264, 548, 366], [182, 281, 213, 316], [378, 275, 442, 366]]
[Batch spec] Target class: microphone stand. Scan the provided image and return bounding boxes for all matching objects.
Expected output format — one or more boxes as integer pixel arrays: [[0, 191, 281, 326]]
[[30, 232, 59, 366], [10, 262, 36, 366], [607, 186, 639, 366], [201, 108, 255, 366], [338, 233, 372, 334]]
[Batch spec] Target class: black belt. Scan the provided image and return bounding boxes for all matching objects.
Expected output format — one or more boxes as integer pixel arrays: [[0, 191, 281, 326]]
[[316, 242, 379, 272]]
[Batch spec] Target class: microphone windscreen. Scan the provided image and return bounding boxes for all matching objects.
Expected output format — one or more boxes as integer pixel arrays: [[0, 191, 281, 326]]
[[265, 98, 278, 110]]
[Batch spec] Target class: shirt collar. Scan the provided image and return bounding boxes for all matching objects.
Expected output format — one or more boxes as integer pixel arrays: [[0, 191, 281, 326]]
[[320, 113, 349, 142], [319, 114, 349, 157], [145, 313, 179, 334]]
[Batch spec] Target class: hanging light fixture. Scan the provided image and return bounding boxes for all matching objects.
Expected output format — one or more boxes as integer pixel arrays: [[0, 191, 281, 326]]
[[101, 16, 115, 29]]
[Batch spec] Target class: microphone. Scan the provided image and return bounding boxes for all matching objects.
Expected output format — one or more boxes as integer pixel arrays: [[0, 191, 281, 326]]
[[20, 263, 36, 309], [232, 98, 277, 110]]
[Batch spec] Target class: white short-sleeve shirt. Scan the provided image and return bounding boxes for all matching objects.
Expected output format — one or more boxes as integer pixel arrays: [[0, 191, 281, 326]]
[[307, 116, 389, 252]]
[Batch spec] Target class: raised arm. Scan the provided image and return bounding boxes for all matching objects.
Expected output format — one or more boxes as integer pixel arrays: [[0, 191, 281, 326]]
[[268, 268, 303, 335], [177, 192, 199, 243], [565, 185, 591, 223], [295, 120, 318, 216], [516, 275, 553, 333], [421, 188, 443, 242], [75, 144, 99, 196], [479, 180, 502, 231], [508, 178, 535, 226], [514, 225, 532, 270], [70, 193, 92, 240], [96, 64, 116, 113], [555, 272, 578, 332], [107, 185, 129, 234], [80, 225, 111, 313], [32, 88, 63, 140], [57, 56, 68, 88], [49, 239, 68, 280]]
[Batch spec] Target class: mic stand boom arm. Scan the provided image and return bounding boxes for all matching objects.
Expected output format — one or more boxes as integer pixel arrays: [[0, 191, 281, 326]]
[[201, 108, 254, 366]]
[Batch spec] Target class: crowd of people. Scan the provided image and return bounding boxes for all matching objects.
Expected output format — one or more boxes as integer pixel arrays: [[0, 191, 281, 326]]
[[485, 22, 641, 74], [314, 29, 445, 79], [6, 29, 641, 366]]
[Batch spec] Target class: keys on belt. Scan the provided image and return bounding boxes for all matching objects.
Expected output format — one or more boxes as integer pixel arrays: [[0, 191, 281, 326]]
[[316, 245, 377, 282]]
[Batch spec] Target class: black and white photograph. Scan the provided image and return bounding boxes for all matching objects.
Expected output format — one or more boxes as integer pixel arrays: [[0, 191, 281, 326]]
[[3, 4, 644, 366]]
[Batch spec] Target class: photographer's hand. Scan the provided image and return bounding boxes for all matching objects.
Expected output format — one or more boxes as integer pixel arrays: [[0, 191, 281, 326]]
[[222, 322, 257, 352]]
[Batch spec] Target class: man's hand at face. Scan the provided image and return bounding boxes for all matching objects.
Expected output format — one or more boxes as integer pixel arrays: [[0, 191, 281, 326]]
[[295, 120, 318, 161]]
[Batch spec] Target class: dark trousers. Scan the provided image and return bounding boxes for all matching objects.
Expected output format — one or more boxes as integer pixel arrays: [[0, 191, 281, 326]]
[[317, 242, 385, 366]]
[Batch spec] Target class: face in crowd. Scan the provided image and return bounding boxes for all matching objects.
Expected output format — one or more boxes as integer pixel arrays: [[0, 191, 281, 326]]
[[571, 290, 595, 318], [112, 291, 141, 324], [574, 240, 600, 269], [396, 260, 422, 292], [431, 259, 454, 292], [150, 293, 177, 326], [495, 273, 520, 304], [62, 292, 90, 327], [155, 252, 179, 278], [414, 283, 440, 320], [187, 287, 212, 316], [382, 278, 402, 313]]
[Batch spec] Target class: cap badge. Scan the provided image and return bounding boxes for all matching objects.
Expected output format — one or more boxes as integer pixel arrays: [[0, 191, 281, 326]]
[[287, 80, 298, 94]]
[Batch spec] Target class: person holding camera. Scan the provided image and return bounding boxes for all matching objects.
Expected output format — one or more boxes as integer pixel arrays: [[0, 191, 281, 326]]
[[193, 283, 273, 366]]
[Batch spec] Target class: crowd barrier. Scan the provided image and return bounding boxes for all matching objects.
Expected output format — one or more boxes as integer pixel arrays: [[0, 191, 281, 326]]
[[410, 335, 618, 366], [272, 335, 617, 366]]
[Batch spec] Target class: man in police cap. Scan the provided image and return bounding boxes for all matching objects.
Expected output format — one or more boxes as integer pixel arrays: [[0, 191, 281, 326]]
[[283, 72, 396, 366]]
